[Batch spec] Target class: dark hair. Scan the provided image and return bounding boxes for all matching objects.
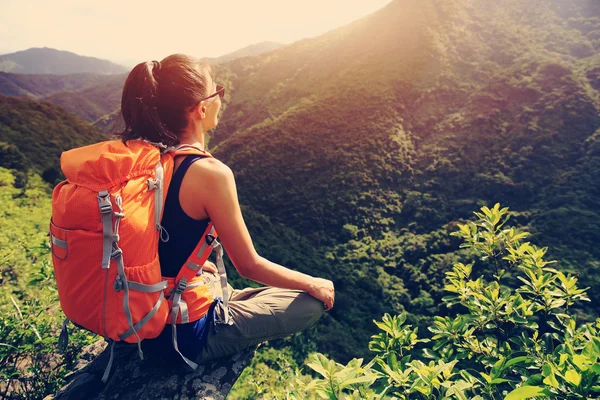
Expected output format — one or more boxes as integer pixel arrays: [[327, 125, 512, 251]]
[[119, 54, 213, 146]]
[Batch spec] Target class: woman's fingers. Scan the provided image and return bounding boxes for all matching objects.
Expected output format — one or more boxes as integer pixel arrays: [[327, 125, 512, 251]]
[[324, 292, 334, 311], [308, 277, 335, 311]]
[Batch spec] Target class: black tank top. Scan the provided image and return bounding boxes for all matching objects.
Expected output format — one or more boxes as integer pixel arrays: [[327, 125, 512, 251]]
[[158, 155, 211, 277]]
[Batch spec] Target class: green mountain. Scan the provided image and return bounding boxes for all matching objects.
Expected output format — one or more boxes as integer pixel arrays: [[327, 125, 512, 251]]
[[0, 71, 126, 129], [0, 47, 128, 75], [205, 0, 600, 359], [0, 72, 117, 98], [92, 108, 125, 133], [43, 74, 126, 124], [0, 95, 106, 182]]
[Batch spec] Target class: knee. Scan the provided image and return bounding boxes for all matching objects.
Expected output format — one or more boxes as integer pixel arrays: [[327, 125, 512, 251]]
[[297, 292, 325, 326], [265, 290, 325, 336]]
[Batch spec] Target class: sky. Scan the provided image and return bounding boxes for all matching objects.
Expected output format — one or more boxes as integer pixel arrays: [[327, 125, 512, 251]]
[[1, 0, 392, 67]]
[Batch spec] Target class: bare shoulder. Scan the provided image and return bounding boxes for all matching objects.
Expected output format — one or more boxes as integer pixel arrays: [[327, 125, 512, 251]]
[[187, 157, 234, 183]]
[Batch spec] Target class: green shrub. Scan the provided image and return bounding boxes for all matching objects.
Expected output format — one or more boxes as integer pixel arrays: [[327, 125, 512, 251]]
[[301, 204, 599, 399], [0, 168, 94, 399]]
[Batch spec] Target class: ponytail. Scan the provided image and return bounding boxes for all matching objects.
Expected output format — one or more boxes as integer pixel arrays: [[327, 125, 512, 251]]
[[119, 54, 213, 146]]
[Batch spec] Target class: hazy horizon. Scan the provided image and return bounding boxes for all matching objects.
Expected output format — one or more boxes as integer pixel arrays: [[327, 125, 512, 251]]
[[1, 0, 391, 67]]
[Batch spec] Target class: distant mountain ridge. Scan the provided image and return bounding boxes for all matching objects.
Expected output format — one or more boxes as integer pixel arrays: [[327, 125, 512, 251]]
[[0, 71, 120, 99], [0, 47, 128, 75], [201, 41, 284, 64], [0, 42, 284, 131]]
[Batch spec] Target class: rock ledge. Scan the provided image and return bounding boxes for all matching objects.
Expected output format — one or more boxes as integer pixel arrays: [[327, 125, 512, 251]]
[[44, 340, 256, 400]]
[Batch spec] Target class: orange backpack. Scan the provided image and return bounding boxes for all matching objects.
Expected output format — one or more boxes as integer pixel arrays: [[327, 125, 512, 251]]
[[50, 140, 231, 381]]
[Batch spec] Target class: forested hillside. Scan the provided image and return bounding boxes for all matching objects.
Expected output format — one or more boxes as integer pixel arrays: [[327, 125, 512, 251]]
[[0, 72, 116, 99], [43, 74, 126, 124], [0, 72, 126, 132], [0, 95, 107, 183], [200, 0, 600, 360]]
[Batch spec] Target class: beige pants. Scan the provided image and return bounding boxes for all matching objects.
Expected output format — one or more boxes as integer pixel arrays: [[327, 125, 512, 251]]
[[195, 281, 325, 364]]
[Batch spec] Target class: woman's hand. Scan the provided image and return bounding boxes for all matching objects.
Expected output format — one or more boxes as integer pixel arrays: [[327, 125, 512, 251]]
[[307, 277, 335, 311], [202, 260, 218, 274]]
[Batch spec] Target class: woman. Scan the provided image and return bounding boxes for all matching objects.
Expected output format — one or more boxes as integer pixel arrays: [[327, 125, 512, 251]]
[[120, 54, 334, 364]]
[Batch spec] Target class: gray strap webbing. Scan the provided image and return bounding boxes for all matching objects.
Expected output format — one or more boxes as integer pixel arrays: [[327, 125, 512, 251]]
[[168, 279, 198, 370], [195, 241, 209, 258], [179, 299, 189, 324], [186, 261, 201, 271], [98, 191, 113, 269], [154, 162, 164, 232], [195, 226, 216, 258], [51, 235, 68, 261], [212, 241, 232, 325], [170, 306, 198, 370], [185, 281, 205, 289], [169, 290, 183, 320], [127, 280, 168, 293], [51, 236, 67, 249], [118, 291, 165, 340], [101, 340, 116, 384], [115, 250, 143, 359]]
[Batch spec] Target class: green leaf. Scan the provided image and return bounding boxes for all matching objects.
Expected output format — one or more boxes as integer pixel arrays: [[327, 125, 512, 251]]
[[339, 374, 377, 389], [583, 338, 600, 358], [505, 356, 535, 369], [422, 348, 438, 359], [491, 357, 506, 379], [505, 386, 551, 400], [480, 372, 492, 384], [564, 369, 581, 386], [543, 371, 559, 388], [306, 354, 332, 378], [524, 374, 544, 386]]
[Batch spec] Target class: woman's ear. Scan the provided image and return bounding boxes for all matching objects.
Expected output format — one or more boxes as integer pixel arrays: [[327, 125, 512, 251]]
[[191, 102, 206, 119]]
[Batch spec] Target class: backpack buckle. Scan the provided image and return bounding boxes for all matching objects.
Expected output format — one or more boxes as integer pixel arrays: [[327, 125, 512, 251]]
[[97, 191, 112, 214], [111, 247, 122, 259], [113, 275, 124, 292], [206, 234, 216, 246], [174, 278, 188, 294]]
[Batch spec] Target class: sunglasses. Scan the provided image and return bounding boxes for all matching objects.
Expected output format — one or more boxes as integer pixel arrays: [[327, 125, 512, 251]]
[[190, 84, 225, 110]]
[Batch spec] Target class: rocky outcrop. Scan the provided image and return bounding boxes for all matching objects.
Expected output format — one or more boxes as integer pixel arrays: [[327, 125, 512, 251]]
[[45, 340, 256, 400]]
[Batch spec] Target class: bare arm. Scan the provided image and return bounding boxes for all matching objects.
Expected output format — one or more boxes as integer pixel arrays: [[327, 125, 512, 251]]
[[182, 158, 335, 309]]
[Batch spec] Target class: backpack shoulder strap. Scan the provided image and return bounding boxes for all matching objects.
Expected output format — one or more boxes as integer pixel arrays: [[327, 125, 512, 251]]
[[173, 223, 230, 324], [167, 144, 214, 158], [176, 223, 218, 284]]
